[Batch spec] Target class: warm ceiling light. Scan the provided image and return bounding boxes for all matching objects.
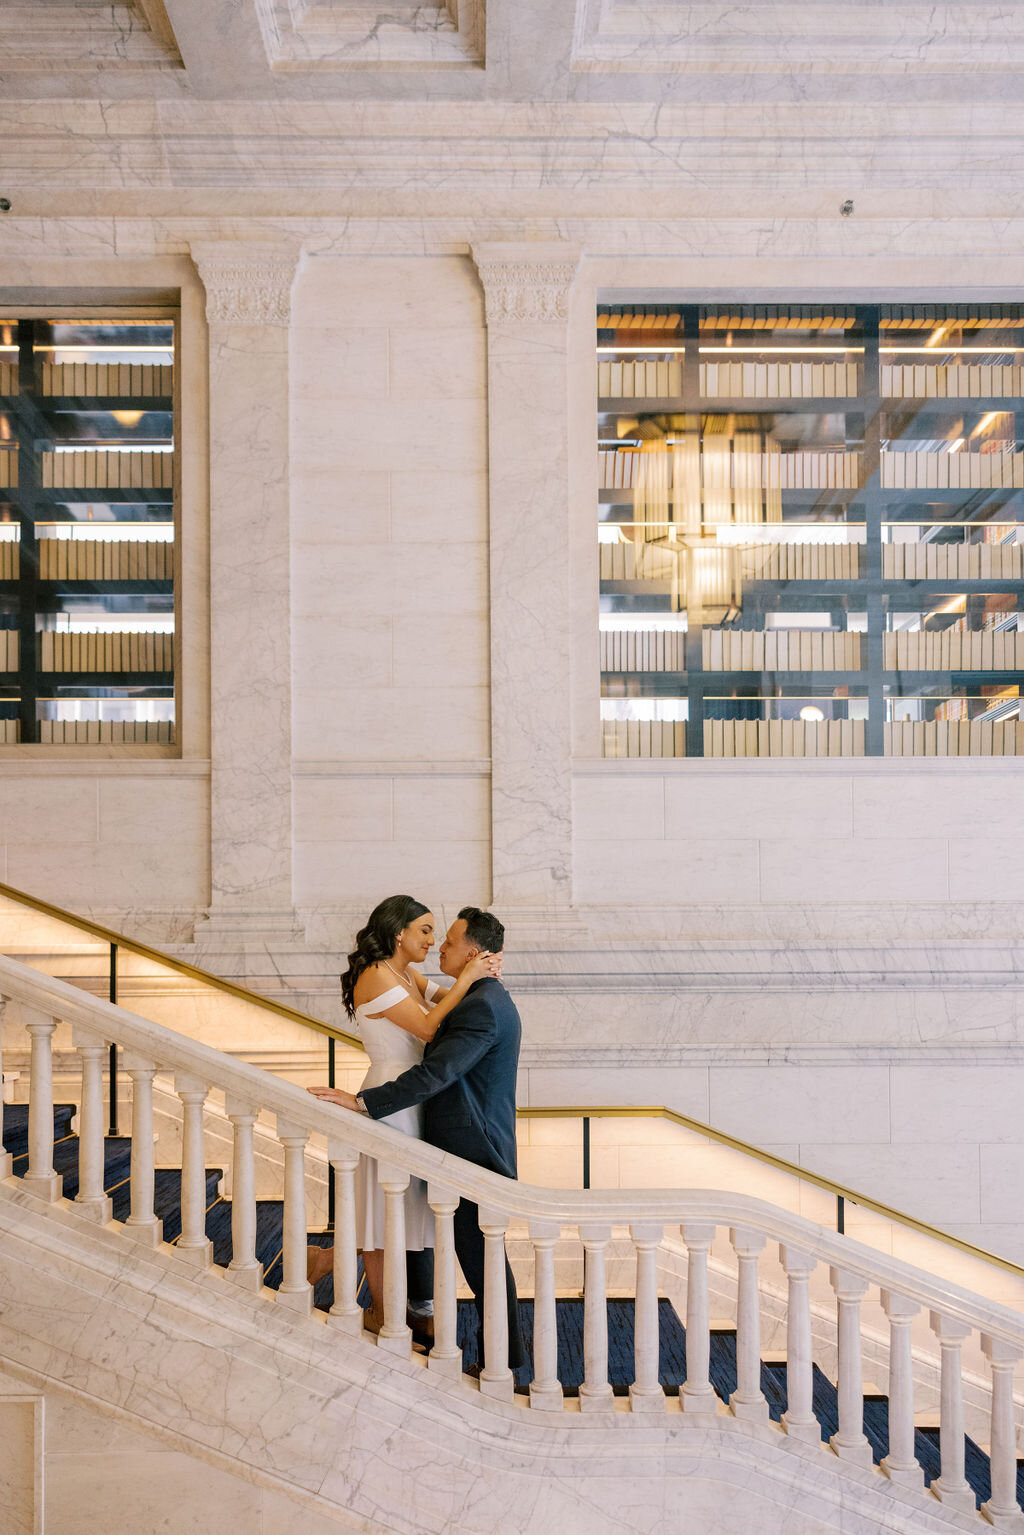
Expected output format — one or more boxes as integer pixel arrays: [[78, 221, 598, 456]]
[[111, 410, 144, 428], [799, 706, 826, 722]]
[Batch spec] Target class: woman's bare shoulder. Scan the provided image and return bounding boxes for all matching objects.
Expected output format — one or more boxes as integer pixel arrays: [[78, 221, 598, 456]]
[[352, 964, 397, 1006]]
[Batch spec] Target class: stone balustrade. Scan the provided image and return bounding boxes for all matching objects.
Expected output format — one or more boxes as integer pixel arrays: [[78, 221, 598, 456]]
[[1, 950, 1023, 1528]]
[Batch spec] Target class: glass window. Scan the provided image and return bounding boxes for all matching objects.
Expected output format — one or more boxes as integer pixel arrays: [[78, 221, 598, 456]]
[[597, 301, 1024, 757]]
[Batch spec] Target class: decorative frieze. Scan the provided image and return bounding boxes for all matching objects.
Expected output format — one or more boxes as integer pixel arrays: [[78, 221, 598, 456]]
[[472, 244, 580, 326], [191, 246, 300, 327]]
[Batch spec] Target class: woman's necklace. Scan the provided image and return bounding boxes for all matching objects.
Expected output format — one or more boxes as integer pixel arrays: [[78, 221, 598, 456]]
[[383, 958, 415, 993]]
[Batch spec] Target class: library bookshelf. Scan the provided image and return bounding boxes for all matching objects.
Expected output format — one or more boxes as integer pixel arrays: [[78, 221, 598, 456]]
[[0, 315, 176, 748], [597, 302, 1024, 759]]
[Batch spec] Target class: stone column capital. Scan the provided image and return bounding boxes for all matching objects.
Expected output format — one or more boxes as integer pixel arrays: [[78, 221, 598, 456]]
[[190, 243, 301, 327], [471, 242, 581, 326]]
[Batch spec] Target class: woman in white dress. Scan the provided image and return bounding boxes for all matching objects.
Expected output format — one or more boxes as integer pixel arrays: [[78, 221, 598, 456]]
[[309, 894, 498, 1336]]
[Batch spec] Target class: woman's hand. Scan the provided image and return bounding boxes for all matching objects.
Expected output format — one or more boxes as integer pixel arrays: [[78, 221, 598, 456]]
[[307, 1085, 360, 1111], [459, 949, 503, 986]]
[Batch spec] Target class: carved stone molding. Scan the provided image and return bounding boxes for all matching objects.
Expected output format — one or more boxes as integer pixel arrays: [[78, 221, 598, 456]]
[[472, 244, 581, 326], [191, 245, 300, 327]]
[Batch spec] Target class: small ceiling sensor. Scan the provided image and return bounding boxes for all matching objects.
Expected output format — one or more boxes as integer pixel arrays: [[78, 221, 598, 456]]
[[0, 199, 11, 213], [840, 199, 854, 217]]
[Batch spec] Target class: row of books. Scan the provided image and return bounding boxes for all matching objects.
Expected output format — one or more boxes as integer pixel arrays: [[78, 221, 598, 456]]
[[601, 720, 686, 758], [704, 719, 865, 757], [741, 542, 860, 581], [886, 720, 1024, 755], [0, 362, 16, 396], [597, 361, 683, 397], [880, 451, 1024, 489], [702, 630, 863, 672], [882, 543, 1024, 580], [40, 451, 174, 490], [0, 450, 17, 488], [38, 539, 174, 581], [38, 720, 175, 744], [0, 631, 18, 670], [0, 542, 18, 579], [600, 448, 861, 491], [599, 630, 686, 671], [880, 304, 1022, 330], [702, 362, 859, 399], [880, 364, 1024, 399], [0, 719, 18, 744], [699, 308, 856, 331], [38, 631, 174, 672], [599, 542, 676, 582], [883, 630, 1024, 671], [40, 363, 173, 398]]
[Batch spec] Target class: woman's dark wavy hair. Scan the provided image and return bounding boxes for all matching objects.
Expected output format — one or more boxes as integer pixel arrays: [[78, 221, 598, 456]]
[[340, 894, 430, 1018]]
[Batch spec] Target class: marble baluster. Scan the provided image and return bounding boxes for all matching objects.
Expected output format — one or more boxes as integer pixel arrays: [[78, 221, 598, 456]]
[[23, 1006, 61, 1202], [681, 1223, 717, 1414], [175, 1074, 213, 1267], [479, 1207, 514, 1400], [0, 998, 11, 1179], [981, 1334, 1024, 1530], [730, 1227, 768, 1421], [780, 1244, 821, 1442], [829, 1267, 873, 1464], [529, 1219, 563, 1410], [579, 1222, 614, 1411], [377, 1160, 412, 1356], [630, 1222, 665, 1413], [427, 1184, 462, 1377], [225, 1096, 263, 1291], [471, 242, 581, 913], [929, 1311, 975, 1513], [123, 1054, 162, 1245], [72, 1025, 112, 1222], [328, 1140, 362, 1335], [275, 1117, 312, 1315], [879, 1290, 922, 1488]]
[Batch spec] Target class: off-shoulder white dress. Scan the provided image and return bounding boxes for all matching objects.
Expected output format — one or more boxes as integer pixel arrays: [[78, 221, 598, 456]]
[[353, 984, 435, 1252]]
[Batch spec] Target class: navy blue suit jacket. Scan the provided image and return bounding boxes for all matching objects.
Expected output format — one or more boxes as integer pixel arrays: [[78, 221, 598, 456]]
[[359, 977, 521, 1182]]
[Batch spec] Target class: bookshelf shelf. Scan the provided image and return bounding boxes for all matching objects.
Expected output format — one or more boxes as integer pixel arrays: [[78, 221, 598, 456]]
[[0, 313, 177, 748], [596, 299, 1024, 759]]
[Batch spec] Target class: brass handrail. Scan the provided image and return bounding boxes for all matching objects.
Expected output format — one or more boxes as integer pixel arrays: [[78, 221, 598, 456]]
[[0, 878, 364, 1051], [2, 878, 1021, 1280]]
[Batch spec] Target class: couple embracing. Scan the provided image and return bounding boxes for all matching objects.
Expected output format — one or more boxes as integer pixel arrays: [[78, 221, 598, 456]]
[[308, 895, 526, 1373]]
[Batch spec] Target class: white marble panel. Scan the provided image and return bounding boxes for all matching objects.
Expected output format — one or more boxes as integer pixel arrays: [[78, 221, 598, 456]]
[[0, 780, 99, 844], [387, 326, 486, 401], [301, 397, 487, 476], [708, 1065, 891, 1146], [291, 613, 394, 698], [758, 837, 949, 904], [0, 1398, 37, 1535], [294, 838, 489, 906], [4, 841, 208, 911], [292, 685, 489, 762], [573, 775, 665, 843], [293, 779, 392, 845], [523, 1065, 711, 1118], [294, 256, 484, 332], [948, 836, 1024, 903], [574, 838, 761, 905], [46, 1448, 262, 1534], [853, 773, 1024, 841], [890, 1065, 1024, 1145], [293, 541, 487, 618], [389, 469, 488, 544], [391, 612, 490, 691], [665, 773, 855, 843], [96, 779, 209, 847], [797, 1142, 982, 1226], [291, 467, 390, 545], [980, 1143, 1024, 1225], [392, 775, 490, 844], [290, 325, 389, 400]]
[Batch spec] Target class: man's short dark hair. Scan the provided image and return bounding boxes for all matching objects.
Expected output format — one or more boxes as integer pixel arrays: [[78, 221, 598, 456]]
[[458, 905, 504, 954]]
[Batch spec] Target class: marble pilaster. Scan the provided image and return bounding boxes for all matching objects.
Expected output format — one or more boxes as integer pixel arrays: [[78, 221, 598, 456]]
[[190, 243, 301, 938], [472, 242, 581, 914]]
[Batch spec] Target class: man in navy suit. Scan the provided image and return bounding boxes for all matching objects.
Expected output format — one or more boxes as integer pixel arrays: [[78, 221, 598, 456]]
[[322, 906, 526, 1372]]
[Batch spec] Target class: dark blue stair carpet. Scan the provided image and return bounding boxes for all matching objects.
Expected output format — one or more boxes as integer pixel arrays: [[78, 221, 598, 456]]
[[3, 1103, 75, 1161]]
